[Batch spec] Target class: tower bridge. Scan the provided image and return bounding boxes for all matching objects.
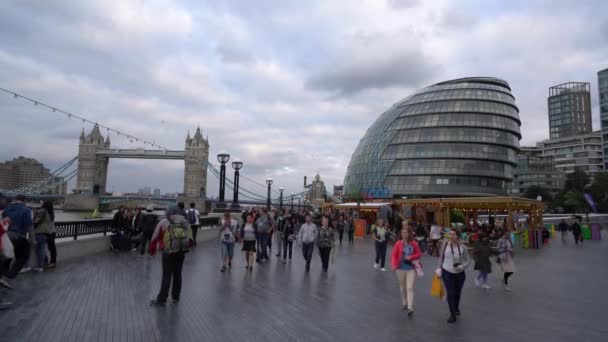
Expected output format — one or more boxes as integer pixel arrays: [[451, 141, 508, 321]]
[[63, 125, 209, 211]]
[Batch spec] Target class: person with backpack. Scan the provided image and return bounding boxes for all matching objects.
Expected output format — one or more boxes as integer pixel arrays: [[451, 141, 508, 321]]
[[185, 203, 200, 246], [390, 224, 421, 317], [372, 218, 388, 271], [137, 205, 158, 255], [149, 205, 192, 306], [437, 229, 470, 323], [255, 208, 274, 263], [220, 212, 237, 272]]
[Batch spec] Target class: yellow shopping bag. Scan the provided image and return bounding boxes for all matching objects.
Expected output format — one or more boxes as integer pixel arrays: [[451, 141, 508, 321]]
[[430, 273, 445, 301]]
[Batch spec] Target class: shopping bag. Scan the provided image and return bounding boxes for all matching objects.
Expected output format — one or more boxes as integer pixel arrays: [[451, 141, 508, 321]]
[[430, 274, 445, 301], [0, 218, 14, 259], [412, 260, 424, 278]]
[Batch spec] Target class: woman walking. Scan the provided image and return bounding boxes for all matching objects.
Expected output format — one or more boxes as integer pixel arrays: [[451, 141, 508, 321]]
[[220, 213, 237, 272], [282, 216, 296, 263], [437, 229, 470, 323], [390, 224, 421, 317], [240, 214, 257, 272], [336, 213, 345, 245], [473, 232, 492, 289], [497, 231, 516, 291], [372, 219, 388, 271], [42, 201, 57, 269], [316, 217, 335, 272]]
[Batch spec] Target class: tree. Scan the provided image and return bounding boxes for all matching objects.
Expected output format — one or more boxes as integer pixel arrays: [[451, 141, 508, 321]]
[[563, 191, 586, 213], [523, 185, 553, 202], [589, 172, 608, 213], [564, 169, 590, 192]]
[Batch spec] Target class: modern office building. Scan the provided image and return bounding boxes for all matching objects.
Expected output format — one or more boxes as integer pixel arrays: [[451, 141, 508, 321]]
[[153, 188, 161, 197], [536, 131, 604, 176], [511, 146, 564, 196], [548, 82, 592, 139], [344, 77, 521, 198], [0, 156, 67, 194], [599, 68, 608, 169]]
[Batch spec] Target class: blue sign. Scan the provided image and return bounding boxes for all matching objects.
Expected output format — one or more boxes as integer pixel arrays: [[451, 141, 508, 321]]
[[363, 187, 391, 198]]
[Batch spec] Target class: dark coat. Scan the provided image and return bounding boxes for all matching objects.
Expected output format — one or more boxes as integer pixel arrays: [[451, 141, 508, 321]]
[[473, 240, 492, 274]]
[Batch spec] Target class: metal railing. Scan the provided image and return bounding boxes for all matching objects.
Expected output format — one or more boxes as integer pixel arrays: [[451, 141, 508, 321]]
[[55, 216, 221, 240]]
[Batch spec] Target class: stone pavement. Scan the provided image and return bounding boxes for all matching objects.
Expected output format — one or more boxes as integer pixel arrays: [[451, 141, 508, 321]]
[[1, 233, 606, 342]]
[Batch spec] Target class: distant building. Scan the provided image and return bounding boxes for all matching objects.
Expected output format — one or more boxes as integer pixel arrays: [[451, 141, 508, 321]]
[[535, 131, 604, 176], [0, 156, 67, 194], [306, 173, 326, 207], [511, 147, 564, 196], [153, 188, 161, 197], [138, 186, 151, 196], [598, 68, 608, 169], [333, 185, 344, 199], [548, 82, 592, 139]]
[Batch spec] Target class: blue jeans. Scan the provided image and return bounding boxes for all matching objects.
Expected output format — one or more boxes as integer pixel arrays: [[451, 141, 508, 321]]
[[441, 269, 466, 315], [302, 242, 314, 270], [35, 234, 48, 268], [256, 233, 269, 260]]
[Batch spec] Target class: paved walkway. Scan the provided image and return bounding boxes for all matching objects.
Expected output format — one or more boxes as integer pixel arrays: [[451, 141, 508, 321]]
[[1, 234, 607, 342]]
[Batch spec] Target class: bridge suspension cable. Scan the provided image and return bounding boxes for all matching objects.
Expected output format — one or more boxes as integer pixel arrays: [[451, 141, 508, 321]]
[[0, 87, 169, 150]]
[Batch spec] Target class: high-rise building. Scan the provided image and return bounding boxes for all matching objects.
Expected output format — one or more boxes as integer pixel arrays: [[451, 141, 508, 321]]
[[0, 156, 67, 194], [511, 147, 564, 196], [598, 68, 608, 169], [537, 131, 604, 176], [548, 82, 592, 139], [153, 188, 161, 197]]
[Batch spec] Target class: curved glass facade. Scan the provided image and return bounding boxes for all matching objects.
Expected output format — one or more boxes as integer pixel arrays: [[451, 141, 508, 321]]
[[343, 77, 521, 198]]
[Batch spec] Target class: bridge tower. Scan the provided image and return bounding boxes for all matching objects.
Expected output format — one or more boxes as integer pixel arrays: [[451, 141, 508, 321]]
[[180, 127, 209, 211], [75, 125, 109, 195]]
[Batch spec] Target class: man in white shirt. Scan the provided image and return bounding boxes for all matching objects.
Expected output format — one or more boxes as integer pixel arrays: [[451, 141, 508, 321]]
[[430, 224, 442, 257], [185, 203, 200, 246], [298, 214, 318, 272]]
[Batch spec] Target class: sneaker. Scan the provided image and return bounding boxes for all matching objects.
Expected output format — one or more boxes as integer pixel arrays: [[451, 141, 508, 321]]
[[19, 267, 31, 274], [475, 278, 480, 287], [0, 300, 12, 310], [381, 268, 386, 272], [447, 314, 457, 323], [373, 263, 379, 269], [220, 266, 227, 273], [149, 300, 166, 307], [45, 263, 56, 269], [482, 284, 492, 289], [504, 285, 512, 292], [33, 267, 44, 272], [0, 278, 12, 289], [407, 309, 414, 317]]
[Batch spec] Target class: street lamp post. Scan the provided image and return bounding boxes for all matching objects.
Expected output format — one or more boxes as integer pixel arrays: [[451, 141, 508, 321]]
[[230, 158, 243, 211], [290, 193, 294, 211], [279, 187, 284, 210], [266, 178, 273, 209], [216, 151, 230, 210]]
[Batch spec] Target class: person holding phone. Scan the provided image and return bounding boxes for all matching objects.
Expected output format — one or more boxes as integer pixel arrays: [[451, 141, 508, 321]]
[[437, 229, 470, 323]]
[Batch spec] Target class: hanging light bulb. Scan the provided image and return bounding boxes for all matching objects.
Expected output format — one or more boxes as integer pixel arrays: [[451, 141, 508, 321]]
[[13, 94, 18, 99], [34, 101, 39, 106], [52, 108, 56, 112]]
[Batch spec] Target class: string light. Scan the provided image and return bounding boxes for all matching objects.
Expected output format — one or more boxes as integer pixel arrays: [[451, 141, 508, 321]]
[[1, 87, 169, 150]]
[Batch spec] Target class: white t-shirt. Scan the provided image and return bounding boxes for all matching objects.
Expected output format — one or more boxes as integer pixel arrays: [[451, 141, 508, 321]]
[[186, 208, 200, 225], [430, 225, 441, 240]]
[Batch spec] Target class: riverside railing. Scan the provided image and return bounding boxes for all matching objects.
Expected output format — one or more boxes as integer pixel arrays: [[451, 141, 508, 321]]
[[55, 216, 221, 240]]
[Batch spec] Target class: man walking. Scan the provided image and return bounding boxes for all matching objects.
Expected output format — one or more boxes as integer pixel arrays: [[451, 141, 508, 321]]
[[1, 195, 35, 284], [185, 203, 200, 246], [558, 219, 568, 243], [138, 205, 158, 255], [255, 208, 274, 262], [298, 214, 318, 272], [275, 210, 285, 257]]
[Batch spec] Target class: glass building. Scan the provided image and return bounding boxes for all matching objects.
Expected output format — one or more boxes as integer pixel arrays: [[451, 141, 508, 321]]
[[344, 77, 521, 198], [598, 68, 608, 170], [548, 82, 592, 139]]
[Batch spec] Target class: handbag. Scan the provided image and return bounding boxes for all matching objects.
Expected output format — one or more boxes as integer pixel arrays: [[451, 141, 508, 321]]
[[496, 255, 502, 264]]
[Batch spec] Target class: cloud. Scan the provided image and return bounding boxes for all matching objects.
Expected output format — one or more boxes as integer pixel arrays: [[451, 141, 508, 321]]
[[306, 30, 439, 95], [0, 0, 606, 198]]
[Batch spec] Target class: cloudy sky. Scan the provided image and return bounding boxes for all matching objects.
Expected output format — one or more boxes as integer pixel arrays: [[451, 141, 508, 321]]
[[1, 0, 606, 197]]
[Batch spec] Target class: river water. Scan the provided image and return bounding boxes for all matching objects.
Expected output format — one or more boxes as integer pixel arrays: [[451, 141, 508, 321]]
[[54, 210, 166, 222]]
